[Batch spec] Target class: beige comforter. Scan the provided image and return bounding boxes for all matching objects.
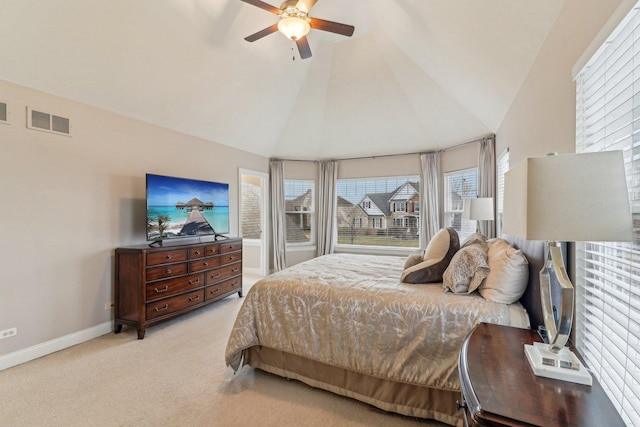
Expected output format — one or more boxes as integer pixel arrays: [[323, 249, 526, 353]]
[[225, 253, 527, 391]]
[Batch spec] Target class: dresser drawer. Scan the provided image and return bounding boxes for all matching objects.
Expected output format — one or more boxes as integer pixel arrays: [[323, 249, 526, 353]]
[[205, 244, 220, 256], [145, 273, 204, 301], [206, 262, 242, 285], [188, 246, 206, 259], [146, 249, 188, 266], [220, 252, 242, 265], [145, 289, 204, 320], [205, 276, 242, 301], [146, 262, 188, 282], [220, 242, 241, 253], [189, 257, 221, 272]]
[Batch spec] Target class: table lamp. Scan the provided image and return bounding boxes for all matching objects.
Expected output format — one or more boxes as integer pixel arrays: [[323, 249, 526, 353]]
[[463, 197, 494, 233], [503, 151, 633, 385]]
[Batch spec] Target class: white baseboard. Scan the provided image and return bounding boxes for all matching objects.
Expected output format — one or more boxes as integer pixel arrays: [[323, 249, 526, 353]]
[[0, 322, 112, 371]]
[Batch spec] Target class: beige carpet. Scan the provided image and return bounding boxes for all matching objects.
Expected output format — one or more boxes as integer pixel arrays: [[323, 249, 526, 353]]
[[0, 275, 446, 427]]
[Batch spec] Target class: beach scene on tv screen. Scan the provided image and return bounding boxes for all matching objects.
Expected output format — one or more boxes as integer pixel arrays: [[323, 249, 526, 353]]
[[146, 174, 229, 240]]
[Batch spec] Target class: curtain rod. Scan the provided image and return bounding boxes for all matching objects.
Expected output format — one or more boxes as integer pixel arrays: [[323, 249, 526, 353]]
[[272, 134, 494, 163]]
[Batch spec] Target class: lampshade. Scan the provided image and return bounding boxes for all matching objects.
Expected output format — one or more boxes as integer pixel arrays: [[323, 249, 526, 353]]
[[503, 151, 633, 243], [463, 198, 494, 221], [278, 16, 311, 41]]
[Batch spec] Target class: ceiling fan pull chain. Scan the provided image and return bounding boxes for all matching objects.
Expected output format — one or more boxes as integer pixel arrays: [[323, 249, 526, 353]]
[[292, 41, 296, 61]]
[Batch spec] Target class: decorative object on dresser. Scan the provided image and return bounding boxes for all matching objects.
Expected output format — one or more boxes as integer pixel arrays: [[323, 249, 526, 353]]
[[458, 323, 625, 427], [115, 238, 242, 339], [503, 151, 633, 385]]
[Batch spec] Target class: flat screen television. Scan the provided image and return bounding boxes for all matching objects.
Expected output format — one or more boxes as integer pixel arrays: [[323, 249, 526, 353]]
[[146, 173, 229, 243]]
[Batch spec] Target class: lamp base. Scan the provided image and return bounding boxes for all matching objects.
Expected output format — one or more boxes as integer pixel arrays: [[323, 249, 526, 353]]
[[524, 342, 592, 386]]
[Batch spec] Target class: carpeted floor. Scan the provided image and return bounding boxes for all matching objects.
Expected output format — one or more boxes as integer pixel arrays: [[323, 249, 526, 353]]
[[0, 275, 447, 426]]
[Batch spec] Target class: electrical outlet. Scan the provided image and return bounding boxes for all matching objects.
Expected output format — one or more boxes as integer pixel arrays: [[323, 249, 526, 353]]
[[104, 301, 115, 310], [0, 327, 17, 340]]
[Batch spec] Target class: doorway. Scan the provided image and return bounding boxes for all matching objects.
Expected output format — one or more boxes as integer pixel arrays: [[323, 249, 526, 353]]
[[239, 169, 269, 277]]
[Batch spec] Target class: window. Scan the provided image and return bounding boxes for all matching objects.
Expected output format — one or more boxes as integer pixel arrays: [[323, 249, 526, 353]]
[[444, 168, 478, 241], [575, 5, 640, 424], [496, 149, 509, 237], [284, 180, 314, 245], [336, 176, 419, 248]]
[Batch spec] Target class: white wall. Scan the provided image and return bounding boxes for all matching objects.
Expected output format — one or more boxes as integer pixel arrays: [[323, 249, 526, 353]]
[[0, 79, 268, 365], [497, 0, 629, 163]]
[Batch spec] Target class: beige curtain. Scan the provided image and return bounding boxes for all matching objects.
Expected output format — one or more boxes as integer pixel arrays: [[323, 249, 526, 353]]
[[478, 136, 496, 238], [270, 159, 287, 272], [419, 153, 440, 248], [316, 160, 338, 256]]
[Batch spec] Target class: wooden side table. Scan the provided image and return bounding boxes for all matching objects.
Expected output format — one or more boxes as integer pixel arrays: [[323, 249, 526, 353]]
[[458, 322, 625, 427]]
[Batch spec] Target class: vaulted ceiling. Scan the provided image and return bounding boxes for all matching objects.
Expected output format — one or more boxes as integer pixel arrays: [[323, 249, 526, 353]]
[[0, 0, 565, 160]]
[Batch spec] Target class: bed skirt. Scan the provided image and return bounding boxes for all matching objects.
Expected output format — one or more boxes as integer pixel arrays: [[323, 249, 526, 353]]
[[244, 346, 463, 427]]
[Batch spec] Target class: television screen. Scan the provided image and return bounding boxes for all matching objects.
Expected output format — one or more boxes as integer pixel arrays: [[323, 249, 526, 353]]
[[146, 173, 230, 241]]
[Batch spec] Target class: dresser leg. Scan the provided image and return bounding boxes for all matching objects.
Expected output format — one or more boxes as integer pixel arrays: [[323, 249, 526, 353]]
[[238, 290, 243, 298], [137, 328, 146, 339], [114, 324, 123, 334]]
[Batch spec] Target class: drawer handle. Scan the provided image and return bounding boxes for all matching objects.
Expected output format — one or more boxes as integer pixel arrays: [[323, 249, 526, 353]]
[[229, 245, 235, 249], [210, 288, 220, 294], [165, 255, 172, 259], [231, 281, 239, 286], [166, 269, 172, 274], [209, 248, 217, 253], [154, 304, 169, 312], [154, 286, 169, 293], [195, 250, 200, 255], [232, 268, 239, 273], [188, 278, 200, 285], [211, 273, 221, 278], [203, 262, 209, 266], [189, 294, 201, 302]]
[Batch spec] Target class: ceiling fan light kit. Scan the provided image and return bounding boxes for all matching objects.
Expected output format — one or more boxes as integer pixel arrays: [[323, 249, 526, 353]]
[[278, 16, 310, 40], [242, 0, 354, 60]]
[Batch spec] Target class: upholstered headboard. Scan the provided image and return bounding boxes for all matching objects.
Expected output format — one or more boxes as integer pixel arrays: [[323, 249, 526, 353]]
[[503, 235, 546, 331]]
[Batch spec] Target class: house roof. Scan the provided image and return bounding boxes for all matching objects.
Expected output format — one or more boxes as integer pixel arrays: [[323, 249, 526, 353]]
[[0, 1, 564, 160]]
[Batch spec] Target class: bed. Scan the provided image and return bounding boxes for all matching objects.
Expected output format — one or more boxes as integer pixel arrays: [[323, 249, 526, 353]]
[[225, 233, 545, 427]]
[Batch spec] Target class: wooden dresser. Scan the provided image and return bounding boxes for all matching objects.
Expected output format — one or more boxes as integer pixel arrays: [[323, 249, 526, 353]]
[[114, 238, 242, 339]]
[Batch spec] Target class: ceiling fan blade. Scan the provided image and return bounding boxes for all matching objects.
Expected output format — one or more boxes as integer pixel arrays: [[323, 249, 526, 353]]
[[244, 24, 279, 42], [295, 0, 318, 13], [296, 36, 312, 59], [309, 18, 354, 37], [240, 0, 281, 15]]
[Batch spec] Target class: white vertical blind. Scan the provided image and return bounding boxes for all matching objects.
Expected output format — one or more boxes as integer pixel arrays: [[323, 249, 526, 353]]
[[496, 149, 509, 237], [575, 4, 640, 424], [443, 168, 478, 241]]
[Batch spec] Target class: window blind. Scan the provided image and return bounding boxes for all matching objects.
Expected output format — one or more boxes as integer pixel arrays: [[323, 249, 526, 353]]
[[336, 176, 419, 248], [443, 168, 478, 241], [496, 149, 509, 237], [575, 4, 640, 424], [284, 179, 314, 245]]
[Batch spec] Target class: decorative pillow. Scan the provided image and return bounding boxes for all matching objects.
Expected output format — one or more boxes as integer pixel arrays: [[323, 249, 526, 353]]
[[442, 243, 489, 294], [479, 238, 529, 304], [461, 232, 488, 249], [400, 228, 460, 283], [403, 249, 424, 270]]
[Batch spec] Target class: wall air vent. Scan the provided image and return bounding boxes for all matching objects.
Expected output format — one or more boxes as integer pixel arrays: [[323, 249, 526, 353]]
[[0, 102, 8, 124], [26, 107, 71, 136]]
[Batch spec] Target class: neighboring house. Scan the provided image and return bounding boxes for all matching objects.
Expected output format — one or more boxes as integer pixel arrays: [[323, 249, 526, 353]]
[[389, 182, 419, 229], [346, 182, 420, 236], [359, 192, 393, 229], [285, 189, 313, 243]]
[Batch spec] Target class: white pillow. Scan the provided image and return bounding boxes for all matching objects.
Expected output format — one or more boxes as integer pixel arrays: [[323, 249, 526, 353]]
[[479, 238, 529, 304]]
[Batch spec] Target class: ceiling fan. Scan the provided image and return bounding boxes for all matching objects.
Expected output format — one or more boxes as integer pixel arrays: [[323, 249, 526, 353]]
[[241, 0, 355, 59]]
